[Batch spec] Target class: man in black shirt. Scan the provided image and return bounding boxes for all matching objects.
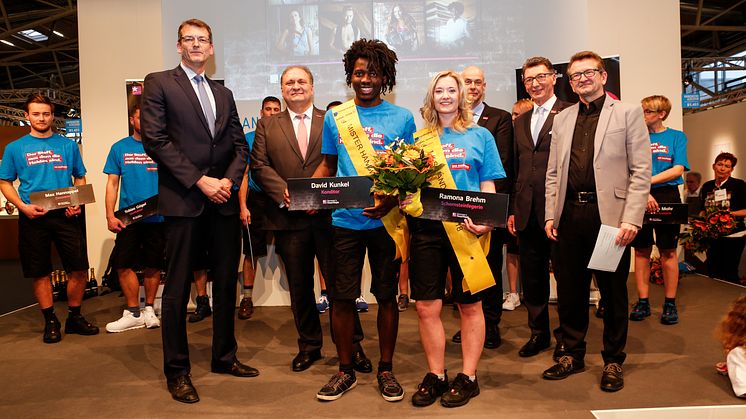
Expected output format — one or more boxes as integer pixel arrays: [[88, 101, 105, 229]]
[[543, 51, 651, 392]]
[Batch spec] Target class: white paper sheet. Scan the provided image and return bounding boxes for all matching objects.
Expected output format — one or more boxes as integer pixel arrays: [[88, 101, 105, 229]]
[[588, 225, 626, 272]]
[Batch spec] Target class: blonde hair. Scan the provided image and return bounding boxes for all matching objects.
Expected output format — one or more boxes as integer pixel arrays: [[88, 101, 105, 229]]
[[641, 95, 672, 121], [420, 70, 473, 133], [513, 98, 534, 115]]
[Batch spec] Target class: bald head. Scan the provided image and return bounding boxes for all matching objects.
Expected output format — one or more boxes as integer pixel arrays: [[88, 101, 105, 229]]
[[462, 65, 486, 108]]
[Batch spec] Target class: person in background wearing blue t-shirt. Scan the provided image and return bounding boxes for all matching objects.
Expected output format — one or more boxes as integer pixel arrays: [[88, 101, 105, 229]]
[[312, 39, 416, 402], [236, 96, 281, 320], [406, 71, 504, 408], [0, 93, 99, 343], [630, 95, 689, 325], [103, 103, 164, 333]]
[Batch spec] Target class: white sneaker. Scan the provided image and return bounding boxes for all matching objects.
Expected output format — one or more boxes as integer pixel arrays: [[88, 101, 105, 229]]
[[502, 293, 521, 311], [106, 310, 145, 333], [142, 306, 160, 329]]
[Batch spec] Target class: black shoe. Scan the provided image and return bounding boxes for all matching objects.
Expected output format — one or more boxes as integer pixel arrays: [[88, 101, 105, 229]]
[[168, 375, 199, 403], [211, 358, 259, 377], [542, 355, 585, 380], [412, 371, 449, 407], [43, 317, 62, 344], [484, 325, 502, 349], [452, 330, 461, 344], [377, 371, 404, 402], [519, 334, 551, 357], [64, 314, 99, 335], [292, 350, 322, 372], [441, 373, 480, 407], [552, 342, 566, 362], [317, 371, 357, 401], [600, 363, 624, 392], [237, 297, 254, 320], [352, 349, 373, 373], [188, 295, 212, 323]]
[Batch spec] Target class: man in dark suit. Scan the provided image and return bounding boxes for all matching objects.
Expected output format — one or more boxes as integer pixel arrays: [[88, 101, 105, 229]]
[[251, 66, 370, 373], [508, 56, 571, 358], [450, 65, 513, 349], [141, 18, 257, 404]]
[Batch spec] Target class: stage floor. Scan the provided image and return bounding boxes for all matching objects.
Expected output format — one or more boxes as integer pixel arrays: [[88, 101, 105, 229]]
[[1, 273, 745, 418]]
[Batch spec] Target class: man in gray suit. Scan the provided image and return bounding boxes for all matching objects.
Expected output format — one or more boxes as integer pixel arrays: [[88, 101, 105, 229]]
[[542, 51, 651, 392]]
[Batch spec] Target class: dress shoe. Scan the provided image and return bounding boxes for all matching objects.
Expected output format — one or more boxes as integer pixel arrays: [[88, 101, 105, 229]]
[[64, 314, 99, 335], [452, 330, 462, 344], [542, 355, 585, 380], [237, 297, 254, 320], [600, 363, 624, 392], [212, 358, 259, 377], [43, 317, 62, 344], [352, 350, 373, 373], [168, 375, 199, 403], [519, 334, 550, 357], [292, 350, 322, 372], [553, 342, 566, 362], [484, 325, 502, 349], [188, 295, 211, 323]]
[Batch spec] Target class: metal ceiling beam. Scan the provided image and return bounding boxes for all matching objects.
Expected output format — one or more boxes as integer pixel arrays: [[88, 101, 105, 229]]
[[0, 8, 75, 42], [0, 38, 77, 62], [682, 56, 746, 71], [0, 103, 65, 128], [681, 25, 746, 32], [682, 0, 746, 36]]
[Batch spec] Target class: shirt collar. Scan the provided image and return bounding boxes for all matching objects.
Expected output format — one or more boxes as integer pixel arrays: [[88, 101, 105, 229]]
[[287, 105, 314, 121], [534, 95, 557, 114], [471, 101, 485, 120], [579, 93, 606, 115], [180, 63, 205, 82]]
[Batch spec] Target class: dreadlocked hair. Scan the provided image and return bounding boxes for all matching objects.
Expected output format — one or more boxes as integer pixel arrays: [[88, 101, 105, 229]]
[[343, 38, 398, 94]]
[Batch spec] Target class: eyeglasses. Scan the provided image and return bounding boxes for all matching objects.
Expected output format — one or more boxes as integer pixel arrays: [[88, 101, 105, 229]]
[[522, 72, 555, 85], [568, 68, 602, 82], [180, 36, 211, 45], [464, 79, 483, 86]]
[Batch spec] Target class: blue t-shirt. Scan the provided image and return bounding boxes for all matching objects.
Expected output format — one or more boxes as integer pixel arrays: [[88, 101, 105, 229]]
[[0, 133, 86, 204], [244, 131, 262, 193], [649, 128, 689, 188], [321, 100, 416, 230], [103, 136, 163, 223], [439, 126, 505, 191]]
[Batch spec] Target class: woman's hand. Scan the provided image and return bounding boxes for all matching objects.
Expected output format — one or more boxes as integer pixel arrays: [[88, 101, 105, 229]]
[[463, 217, 492, 236]]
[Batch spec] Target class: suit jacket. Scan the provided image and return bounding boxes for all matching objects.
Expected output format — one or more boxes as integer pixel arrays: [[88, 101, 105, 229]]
[[140, 65, 248, 217], [511, 99, 571, 231], [477, 103, 513, 194], [250, 107, 330, 230], [545, 94, 651, 228]]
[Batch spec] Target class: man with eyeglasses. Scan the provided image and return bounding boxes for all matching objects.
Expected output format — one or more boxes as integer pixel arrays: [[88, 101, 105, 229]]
[[543, 51, 651, 392], [141, 18, 256, 404], [508, 57, 571, 359], [448, 65, 513, 351]]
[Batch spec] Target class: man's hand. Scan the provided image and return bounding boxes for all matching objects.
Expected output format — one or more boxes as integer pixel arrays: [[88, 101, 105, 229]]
[[20, 203, 47, 219], [363, 194, 398, 219], [65, 205, 81, 218], [464, 217, 492, 236], [283, 187, 291, 208], [646, 194, 659, 213], [545, 219, 558, 242], [507, 215, 517, 236], [197, 176, 231, 204], [107, 215, 126, 233], [240, 207, 251, 225], [615, 222, 638, 246]]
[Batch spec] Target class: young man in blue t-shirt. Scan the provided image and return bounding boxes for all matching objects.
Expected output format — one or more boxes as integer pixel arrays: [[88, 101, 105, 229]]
[[103, 103, 164, 333], [312, 39, 416, 402], [0, 94, 98, 343]]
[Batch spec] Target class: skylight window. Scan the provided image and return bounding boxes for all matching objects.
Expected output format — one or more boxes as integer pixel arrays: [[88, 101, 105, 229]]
[[18, 29, 48, 42]]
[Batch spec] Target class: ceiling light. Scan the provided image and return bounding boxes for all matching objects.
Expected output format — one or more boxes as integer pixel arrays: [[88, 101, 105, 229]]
[[53, 30, 64, 37], [1, 39, 15, 47], [18, 29, 47, 42]]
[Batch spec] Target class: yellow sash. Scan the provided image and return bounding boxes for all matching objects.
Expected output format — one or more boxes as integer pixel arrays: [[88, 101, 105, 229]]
[[413, 127, 495, 294], [332, 100, 408, 260]]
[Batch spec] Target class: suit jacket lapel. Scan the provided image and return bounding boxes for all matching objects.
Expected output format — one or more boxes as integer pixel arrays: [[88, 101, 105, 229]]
[[594, 95, 614, 163], [278, 111, 304, 162], [560, 105, 579, 168], [208, 79, 226, 137], [173, 66, 211, 136]]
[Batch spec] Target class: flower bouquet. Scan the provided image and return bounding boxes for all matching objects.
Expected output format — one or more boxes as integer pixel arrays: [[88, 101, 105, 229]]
[[649, 256, 664, 285], [680, 209, 743, 253], [369, 138, 443, 217]]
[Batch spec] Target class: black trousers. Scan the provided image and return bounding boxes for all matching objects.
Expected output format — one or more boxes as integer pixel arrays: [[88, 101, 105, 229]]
[[555, 201, 630, 365], [707, 236, 746, 283], [518, 214, 559, 339], [161, 209, 241, 381], [482, 228, 505, 327]]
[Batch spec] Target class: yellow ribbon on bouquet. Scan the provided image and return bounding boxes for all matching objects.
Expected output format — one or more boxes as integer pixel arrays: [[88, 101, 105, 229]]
[[413, 127, 495, 294], [332, 99, 409, 260]]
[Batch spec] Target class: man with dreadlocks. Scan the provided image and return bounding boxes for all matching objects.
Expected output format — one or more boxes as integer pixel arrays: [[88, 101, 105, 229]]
[[312, 38, 416, 402]]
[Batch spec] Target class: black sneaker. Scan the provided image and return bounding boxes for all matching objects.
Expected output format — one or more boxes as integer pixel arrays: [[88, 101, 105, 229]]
[[43, 317, 62, 343], [316, 371, 357, 401], [412, 372, 449, 407], [629, 300, 650, 321], [660, 302, 679, 325], [440, 373, 479, 408], [64, 314, 99, 335], [397, 294, 409, 311], [189, 295, 212, 323], [377, 371, 404, 402]]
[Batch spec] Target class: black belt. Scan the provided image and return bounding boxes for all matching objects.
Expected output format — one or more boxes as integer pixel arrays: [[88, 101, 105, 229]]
[[570, 191, 597, 203]]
